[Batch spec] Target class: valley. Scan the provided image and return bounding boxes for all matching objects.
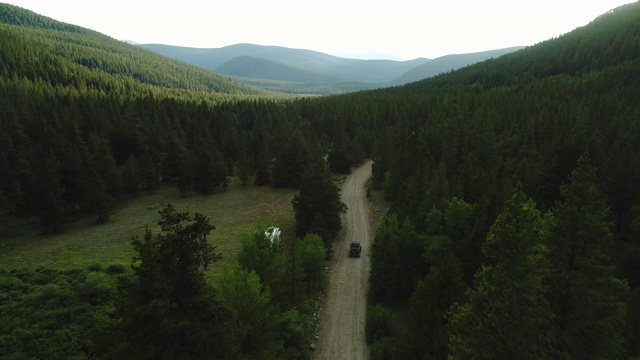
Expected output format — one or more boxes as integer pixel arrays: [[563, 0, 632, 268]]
[[139, 43, 522, 94], [1, 1, 640, 359]]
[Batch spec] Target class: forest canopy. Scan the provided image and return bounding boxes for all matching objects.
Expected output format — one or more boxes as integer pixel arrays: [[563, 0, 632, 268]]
[[1, 1, 640, 358]]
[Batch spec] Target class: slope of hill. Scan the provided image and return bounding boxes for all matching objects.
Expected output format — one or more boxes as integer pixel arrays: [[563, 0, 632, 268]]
[[140, 42, 529, 94], [215, 55, 340, 83], [401, 2, 640, 91], [0, 4, 267, 96], [141, 42, 430, 83], [389, 46, 524, 85], [140, 43, 431, 93]]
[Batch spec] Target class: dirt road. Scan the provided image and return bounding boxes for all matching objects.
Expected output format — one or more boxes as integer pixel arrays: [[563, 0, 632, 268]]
[[316, 160, 372, 360]]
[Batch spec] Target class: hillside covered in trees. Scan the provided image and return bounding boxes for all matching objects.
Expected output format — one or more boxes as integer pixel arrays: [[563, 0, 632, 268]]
[[141, 42, 523, 94], [1, 1, 640, 358]]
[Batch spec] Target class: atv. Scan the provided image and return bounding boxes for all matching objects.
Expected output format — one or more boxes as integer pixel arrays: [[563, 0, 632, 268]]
[[349, 241, 362, 258]]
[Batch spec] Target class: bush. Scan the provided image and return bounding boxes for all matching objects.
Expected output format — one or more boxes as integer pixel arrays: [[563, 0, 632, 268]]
[[105, 264, 125, 275], [87, 263, 102, 272], [365, 304, 393, 344]]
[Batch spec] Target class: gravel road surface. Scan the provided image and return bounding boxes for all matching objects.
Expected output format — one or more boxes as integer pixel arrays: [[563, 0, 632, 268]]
[[315, 160, 372, 360]]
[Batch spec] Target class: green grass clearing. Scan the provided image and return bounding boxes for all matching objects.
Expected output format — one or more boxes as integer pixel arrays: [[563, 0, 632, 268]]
[[0, 178, 298, 280]]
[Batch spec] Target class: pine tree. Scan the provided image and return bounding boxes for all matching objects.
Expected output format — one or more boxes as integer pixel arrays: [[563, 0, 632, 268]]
[[162, 133, 190, 192], [369, 214, 403, 305], [193, 147, 217, 194], [137, 151, 159, 193], [298, 233, 327, 295], [254, 153, 271, 186], [79, 134, 121, 223], [272, 129, 310, 188], [292, 157, 346, 247], [32, 149, 66, 234], [106, 204, 231, 359], [370, 214, 427, 305], [121, 155, 140, 197], [395, 255, 466, 360], [448, 187, 555, 359], [546, 152, 629, 359]]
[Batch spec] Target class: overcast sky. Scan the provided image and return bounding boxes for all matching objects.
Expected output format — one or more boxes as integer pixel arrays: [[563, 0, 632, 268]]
[[6, 0, 634, 60]]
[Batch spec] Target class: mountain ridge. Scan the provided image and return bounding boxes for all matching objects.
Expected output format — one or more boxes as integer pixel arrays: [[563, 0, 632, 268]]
[[215, 55, 340, 83], [139, 42, 523, 93], [389, 46, 525, 85], [139, 42, 431, 84], [0, 3, 268, 97]]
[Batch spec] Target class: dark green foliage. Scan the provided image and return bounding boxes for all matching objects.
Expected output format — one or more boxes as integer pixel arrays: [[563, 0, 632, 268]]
[[284, 236, 307, 308], [0, 268, 118, 359], [298, 233, 327, 294], [104, 204, 232, 359], [137, 151, 160, 193], [445, 197, 484, 284], [235, 227, 319, 357], [546, 153, 629, 359], [2, 1, 640, 357], [365, 303, 393, 344], [277, 308, 314, 359], [238, 228, 287, 307], [216, 264, 282, 359], [370, 214, 428, 305], [81, 135, 120, 223], [121, 155, 141, 197], [254, 153, 272, 186], [292, 158, 347, 246], [328, 132, 364, 174], [395, 255, 467, 360], [193, 147, 226, 195], [105, 264, 126, 275], [625, 288, 640, 357], [162, 134, 192, 195], [272, 130, 311, 188], [32, 149, 66, 234], [448, 188, 556, 359], [366, 304, 395, 360]]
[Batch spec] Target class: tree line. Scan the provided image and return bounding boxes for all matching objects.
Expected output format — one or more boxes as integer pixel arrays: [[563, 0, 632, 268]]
[[367, 154, 637, 358], [2, 1, 640, 358], [1, 202, 336, 359]]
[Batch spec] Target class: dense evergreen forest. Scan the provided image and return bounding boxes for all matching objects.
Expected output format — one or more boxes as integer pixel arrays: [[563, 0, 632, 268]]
[[1, 1, 640, 359]]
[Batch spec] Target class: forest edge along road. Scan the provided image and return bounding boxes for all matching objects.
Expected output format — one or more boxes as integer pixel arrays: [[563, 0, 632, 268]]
[[315, 160, 372, 359], [315, 160, 372, 360]]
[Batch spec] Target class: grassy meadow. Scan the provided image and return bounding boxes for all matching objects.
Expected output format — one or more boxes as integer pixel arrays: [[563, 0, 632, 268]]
[[0, 178, 298, 279]]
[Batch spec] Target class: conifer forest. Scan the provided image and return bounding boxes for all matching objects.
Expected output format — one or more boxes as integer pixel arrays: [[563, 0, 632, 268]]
[[1, 2, 640, 359]]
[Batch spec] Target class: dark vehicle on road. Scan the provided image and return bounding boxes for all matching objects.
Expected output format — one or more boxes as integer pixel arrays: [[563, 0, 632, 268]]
[[349, 241, 362, 258]]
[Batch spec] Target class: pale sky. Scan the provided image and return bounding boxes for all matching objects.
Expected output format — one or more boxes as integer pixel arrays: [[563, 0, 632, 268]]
[[5, 0, 635, 60]]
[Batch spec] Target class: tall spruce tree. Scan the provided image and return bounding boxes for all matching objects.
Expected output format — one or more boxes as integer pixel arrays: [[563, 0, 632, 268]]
[[395, 255, 466, 359], [546, 152, 629, 359], [272, 129, 310, 188], [32, 149, 66, 234], [105, 204, 231, 359], [292, 157, 346, 247], [448, 187, 556, 359]]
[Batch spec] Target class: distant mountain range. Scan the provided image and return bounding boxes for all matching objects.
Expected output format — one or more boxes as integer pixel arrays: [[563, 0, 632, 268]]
[[388, 46, 524, 86], [138, 43, 524, 94]]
